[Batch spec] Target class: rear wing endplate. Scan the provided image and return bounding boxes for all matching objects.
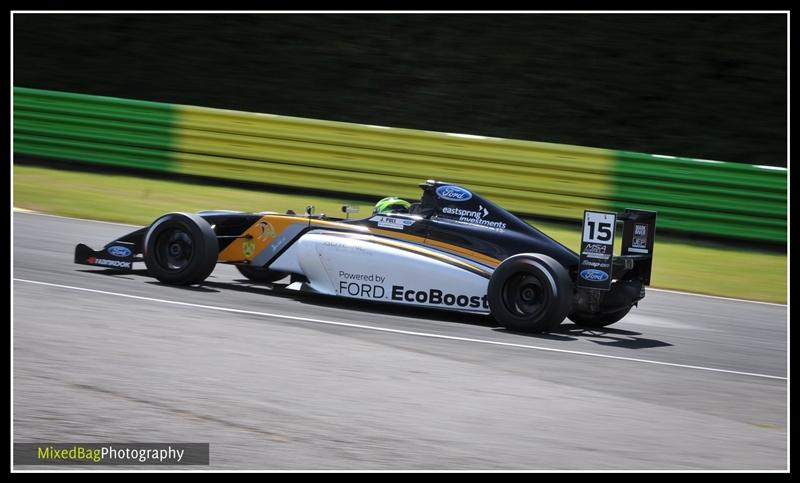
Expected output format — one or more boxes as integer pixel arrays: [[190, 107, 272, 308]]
[[577, 209, 657, 290], [619, 209, 657, 285]]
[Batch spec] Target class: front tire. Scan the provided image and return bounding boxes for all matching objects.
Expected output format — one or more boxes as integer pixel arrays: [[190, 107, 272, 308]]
[[487, 254, 573, 333], [144, 212, 219, 285]]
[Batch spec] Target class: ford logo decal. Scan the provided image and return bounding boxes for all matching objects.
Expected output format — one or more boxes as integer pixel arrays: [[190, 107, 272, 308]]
[[580, 269, 609, 282], [436, 185, 472, 202], [107, 245, 132, 257]]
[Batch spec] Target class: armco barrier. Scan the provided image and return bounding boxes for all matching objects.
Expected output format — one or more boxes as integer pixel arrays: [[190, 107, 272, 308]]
[[13, 87, 787, 242]]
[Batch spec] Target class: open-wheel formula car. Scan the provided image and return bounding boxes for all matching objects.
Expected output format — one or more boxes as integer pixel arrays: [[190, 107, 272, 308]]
[[74, 180, 657, 333]]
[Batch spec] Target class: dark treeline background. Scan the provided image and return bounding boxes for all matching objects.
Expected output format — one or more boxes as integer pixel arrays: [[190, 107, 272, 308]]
[[14, 14, 787, 166]]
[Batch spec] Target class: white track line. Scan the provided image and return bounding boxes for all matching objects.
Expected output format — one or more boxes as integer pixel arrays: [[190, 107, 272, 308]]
[[14, 208, 787, 307], [13, 208, 141, 227], [648, 287, 787, 307], [14, 278, 787, 381]]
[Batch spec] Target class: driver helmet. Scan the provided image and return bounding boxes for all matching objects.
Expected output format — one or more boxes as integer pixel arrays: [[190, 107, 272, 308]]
[[373, 197, 411, 214]]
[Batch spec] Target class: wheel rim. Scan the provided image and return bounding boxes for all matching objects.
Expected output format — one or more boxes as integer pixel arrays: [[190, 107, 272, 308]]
[[501, 273, 548, 318], [154, 228, 194, 271]]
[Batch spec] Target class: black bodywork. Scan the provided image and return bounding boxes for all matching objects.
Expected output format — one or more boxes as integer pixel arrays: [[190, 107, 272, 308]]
[[387, 180, 653, 317]]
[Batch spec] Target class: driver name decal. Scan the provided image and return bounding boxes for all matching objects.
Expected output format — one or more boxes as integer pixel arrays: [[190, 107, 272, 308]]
[[369, 216, 415, 230]]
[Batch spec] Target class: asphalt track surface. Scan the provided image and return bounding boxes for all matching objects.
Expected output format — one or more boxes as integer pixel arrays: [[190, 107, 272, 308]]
[[13, 212, 788, 470]]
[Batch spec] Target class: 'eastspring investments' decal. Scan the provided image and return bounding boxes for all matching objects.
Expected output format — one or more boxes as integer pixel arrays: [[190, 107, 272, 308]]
[[441, 205, 507, 230]]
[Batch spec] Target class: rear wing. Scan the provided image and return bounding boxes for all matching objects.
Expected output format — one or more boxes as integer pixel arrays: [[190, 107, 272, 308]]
[[577, 209, 657, 290]]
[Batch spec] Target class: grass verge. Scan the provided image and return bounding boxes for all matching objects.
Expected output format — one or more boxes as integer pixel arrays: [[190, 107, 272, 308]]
[[14, 164, 787, 303]]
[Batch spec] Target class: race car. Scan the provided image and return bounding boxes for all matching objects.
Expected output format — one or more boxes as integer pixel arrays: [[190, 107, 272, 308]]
[[74, 180, 656, 333]]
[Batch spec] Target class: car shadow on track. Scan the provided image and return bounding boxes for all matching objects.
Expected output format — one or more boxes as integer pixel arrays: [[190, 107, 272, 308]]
[[207, 278, 502, 330], [499, 324, 673, 349], [75, 268, 150, 281], [77, 268, 220, 293], [144, 281, 221, 293], [78, 269, 672, 349], [218, 279, 673, 349]]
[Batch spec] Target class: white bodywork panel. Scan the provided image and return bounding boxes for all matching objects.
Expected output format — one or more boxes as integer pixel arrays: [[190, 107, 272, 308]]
[[266, 241, 302, 274], [272, 231, 492, 313]]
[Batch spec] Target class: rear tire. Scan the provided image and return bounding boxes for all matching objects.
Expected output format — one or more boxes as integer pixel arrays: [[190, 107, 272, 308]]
[[568, 307, 631, 328], [144, 212, 218, 285], [236, 265, 288, 283], [487, 254, 572, 333]]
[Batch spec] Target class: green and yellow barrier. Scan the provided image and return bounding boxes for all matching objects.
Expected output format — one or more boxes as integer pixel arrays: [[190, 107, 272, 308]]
[[13, 87, 787, 242]]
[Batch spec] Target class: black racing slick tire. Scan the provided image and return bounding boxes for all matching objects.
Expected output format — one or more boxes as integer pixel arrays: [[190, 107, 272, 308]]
[[144, 212, 219, 285], [488, 254, 573, 333], [568, 307, 631, 329], [236, 265, 288, 283]]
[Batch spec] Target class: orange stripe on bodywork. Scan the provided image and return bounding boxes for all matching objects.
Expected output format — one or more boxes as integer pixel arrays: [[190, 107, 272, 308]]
[[422, 237, 500, 268], [218, 216, 501, 268], [309, 219, 501, 268], [314, 230, 492, 277]]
